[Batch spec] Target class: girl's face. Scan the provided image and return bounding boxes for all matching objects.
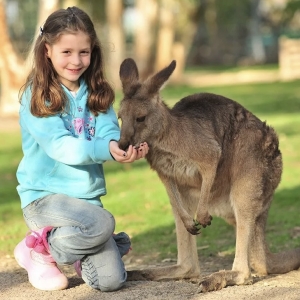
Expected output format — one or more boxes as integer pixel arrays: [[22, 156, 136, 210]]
[[45, 31, 91, 91]]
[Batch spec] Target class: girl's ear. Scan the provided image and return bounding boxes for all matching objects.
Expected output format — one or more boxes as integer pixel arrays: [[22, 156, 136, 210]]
[[45, 44, 50, 57]]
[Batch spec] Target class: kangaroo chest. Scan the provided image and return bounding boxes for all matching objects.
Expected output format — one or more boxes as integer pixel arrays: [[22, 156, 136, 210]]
[[147, 151, 201, 187]]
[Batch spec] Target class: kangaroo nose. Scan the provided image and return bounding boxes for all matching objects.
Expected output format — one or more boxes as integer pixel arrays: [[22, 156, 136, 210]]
[[118, 140, 130, 151]]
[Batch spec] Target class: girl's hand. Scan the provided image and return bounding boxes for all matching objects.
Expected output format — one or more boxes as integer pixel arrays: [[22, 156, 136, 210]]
[[109, 141, 149, 163]]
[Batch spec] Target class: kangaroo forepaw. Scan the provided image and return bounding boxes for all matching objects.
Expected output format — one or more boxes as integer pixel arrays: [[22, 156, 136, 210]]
[[195, 214, 213, 228], [192, 219, 202, 234], [185, 215, 213, 235], [184, 220, 201, 235], [187, 216, 213, 235]]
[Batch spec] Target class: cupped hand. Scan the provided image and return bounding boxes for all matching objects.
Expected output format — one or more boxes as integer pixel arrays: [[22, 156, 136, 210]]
[[110, 141, 149, 163]]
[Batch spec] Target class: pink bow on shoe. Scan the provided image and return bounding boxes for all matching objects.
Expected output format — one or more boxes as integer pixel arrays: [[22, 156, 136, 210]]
[[25, 226, 53, 254]]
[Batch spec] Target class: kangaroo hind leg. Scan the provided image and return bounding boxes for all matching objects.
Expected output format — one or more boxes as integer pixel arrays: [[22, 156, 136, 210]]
[[249, 209, 269, 276], [199, 188, 258, 292]]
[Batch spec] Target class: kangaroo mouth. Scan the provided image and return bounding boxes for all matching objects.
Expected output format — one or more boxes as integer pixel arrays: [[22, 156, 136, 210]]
[[118, 140, 128, 151], [118, 140, 144, 151]]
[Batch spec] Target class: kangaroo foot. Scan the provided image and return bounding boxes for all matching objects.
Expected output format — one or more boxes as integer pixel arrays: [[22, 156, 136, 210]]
[[127, 264, 201, 282], [198, 270, 253, 292]]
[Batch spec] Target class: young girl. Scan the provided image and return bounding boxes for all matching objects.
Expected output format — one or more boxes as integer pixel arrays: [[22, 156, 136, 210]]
[[14, 6, 148, 292]]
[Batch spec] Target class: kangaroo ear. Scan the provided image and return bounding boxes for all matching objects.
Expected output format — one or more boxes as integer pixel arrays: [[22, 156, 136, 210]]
[[119, 58, 140, 96], [146, 60, 176, 95]]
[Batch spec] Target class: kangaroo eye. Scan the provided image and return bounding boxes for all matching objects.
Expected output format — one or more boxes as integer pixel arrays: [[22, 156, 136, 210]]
[[136, 116, 146, 123]]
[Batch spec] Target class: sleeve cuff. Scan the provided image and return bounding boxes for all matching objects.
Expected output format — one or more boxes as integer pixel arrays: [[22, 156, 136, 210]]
[[93, 138, 120, 162]]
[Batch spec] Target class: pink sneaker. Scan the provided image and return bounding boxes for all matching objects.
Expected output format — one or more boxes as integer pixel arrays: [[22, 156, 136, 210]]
[[14, 227, 68, 291]]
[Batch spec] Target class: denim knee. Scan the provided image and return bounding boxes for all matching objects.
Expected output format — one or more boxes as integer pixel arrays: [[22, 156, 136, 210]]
[[98, 273, 126, 292], [81, 209, 115, 248], [81, 255, 126, 292]]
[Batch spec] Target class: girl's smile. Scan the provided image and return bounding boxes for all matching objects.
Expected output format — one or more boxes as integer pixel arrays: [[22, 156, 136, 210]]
[[66, 68, 83, 75]]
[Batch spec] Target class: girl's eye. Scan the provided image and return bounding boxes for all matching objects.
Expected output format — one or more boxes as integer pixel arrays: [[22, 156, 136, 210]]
[[136, 116, 146, 123]]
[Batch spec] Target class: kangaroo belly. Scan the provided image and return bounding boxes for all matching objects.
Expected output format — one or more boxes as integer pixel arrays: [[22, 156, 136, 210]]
[[209, 195, 235, 222]]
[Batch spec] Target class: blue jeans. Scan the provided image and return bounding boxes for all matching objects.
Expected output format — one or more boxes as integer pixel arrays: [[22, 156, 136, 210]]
[[22, 194, 127, 291]]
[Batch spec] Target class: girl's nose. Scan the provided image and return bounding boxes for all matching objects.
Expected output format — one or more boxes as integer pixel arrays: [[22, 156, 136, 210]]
[[71, 54, 81, 65]]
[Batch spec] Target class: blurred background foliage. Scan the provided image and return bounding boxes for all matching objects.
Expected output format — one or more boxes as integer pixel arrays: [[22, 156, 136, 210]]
[[6, 0, 300, 64], [0, 0, 300, 116], [1, 0, 300, 116]]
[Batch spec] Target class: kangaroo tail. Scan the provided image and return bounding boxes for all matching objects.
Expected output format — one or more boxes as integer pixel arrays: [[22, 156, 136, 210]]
[[267, 248, 300, 274]]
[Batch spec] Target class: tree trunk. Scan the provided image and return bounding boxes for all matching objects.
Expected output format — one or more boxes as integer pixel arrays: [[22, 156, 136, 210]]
[[154, 0, 190, 82], [133, 0, 158, 77], [0, 0, 58, 117], [105, 0, 125, 89], [249, 0, 265, 63], [154, 3, 175, 71], [0, 0, 26, 116]]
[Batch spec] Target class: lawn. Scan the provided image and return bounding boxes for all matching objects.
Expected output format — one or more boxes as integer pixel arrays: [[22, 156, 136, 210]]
[[0, 79, 299, 265]]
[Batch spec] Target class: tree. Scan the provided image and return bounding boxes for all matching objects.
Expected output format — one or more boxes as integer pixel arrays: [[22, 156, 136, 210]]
[[131, 0, 198, 81], [133, 0, 158, 77], [105, 0, 125, 89], [249, 0, 266, 63], [0, 0, 58, 117], [0, 0, 25, 116]]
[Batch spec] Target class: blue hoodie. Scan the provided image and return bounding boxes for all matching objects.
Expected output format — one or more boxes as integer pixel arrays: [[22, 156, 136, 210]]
[[16, 80, 120, 209]]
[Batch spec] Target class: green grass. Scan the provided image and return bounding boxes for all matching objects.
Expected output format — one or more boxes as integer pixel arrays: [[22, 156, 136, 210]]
[[0, 131, 25, 254], [1, 79, 300, 265]]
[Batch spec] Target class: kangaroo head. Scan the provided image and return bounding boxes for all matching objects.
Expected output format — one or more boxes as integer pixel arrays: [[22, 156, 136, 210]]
[[118, 58, 176, 150]]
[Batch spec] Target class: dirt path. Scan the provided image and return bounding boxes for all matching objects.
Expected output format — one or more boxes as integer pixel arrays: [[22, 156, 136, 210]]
[[1, 253, 300, 300]]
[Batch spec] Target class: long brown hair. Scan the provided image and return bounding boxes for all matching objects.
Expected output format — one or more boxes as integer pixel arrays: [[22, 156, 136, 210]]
[[20, 6, 114, 117]]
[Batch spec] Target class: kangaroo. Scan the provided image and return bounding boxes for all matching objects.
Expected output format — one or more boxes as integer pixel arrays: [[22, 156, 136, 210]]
[[117, 58, 300, 292]]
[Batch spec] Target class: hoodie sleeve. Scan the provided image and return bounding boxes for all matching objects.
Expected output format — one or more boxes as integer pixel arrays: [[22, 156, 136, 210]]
[[93, 105, 121, 161], [19, 89, 120, 165]]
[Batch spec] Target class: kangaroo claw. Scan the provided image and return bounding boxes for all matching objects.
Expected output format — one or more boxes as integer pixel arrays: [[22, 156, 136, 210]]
[[193, 219, 202, 233]]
